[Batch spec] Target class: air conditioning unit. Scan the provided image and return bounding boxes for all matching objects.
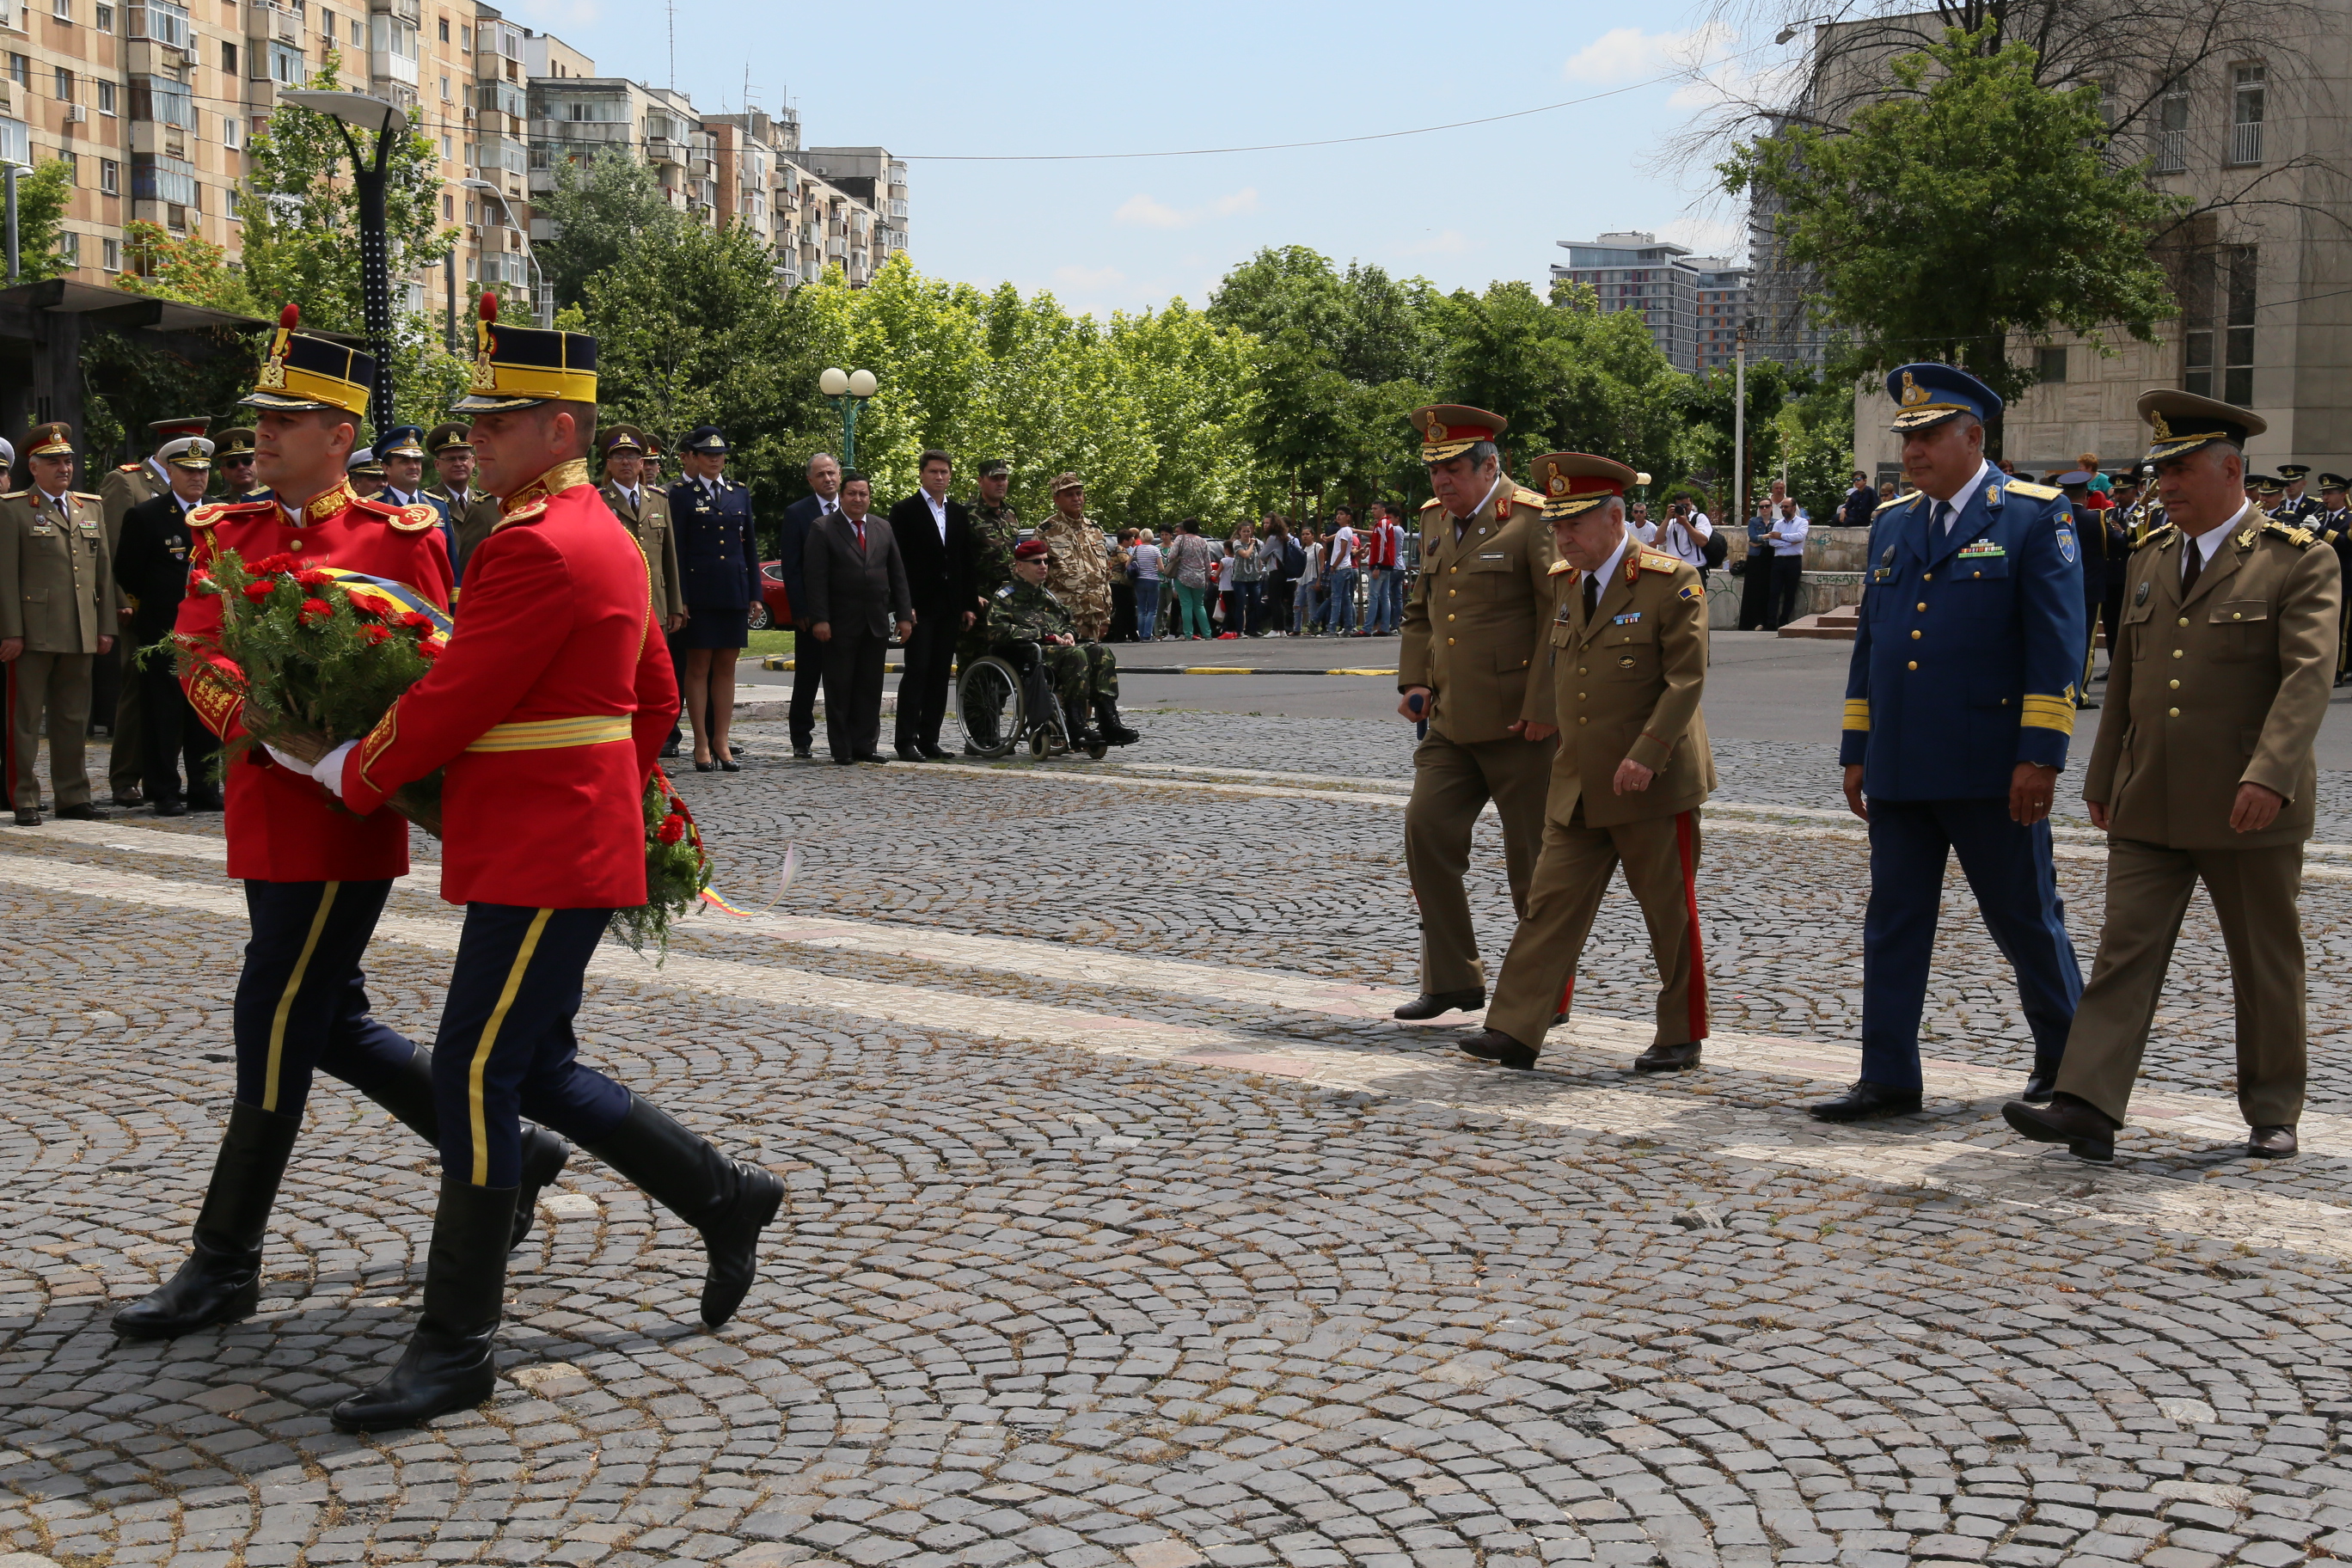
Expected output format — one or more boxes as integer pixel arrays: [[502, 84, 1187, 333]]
[[64, 102, 87, 123], [181, 44, 199, 64]]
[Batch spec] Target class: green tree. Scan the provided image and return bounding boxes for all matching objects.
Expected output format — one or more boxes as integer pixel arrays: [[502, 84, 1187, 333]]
[[534, 150, 677, 312], [1722, 25, 2184, 404], [115, 221, 254, 311], [1685, 359, 1803, 524], [8, 160, 77, 283]]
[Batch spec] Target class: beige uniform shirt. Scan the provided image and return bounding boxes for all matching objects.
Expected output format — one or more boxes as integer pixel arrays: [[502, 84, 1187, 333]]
[[600, 480, 687, 623], [2088, 510, 2342, 849], [1399, 482, 1555, 744], [0, 488, 119, 652], [99, 461, 167, 552], [1036, 511, 1114, 638], [1526, 541, 1717, 827]]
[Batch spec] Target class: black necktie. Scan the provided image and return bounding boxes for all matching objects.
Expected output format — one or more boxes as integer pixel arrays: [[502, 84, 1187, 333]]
[[1582, 573, 1599, 623], [2183, 539, 2204, 594], [1933, 500, 1954, 536]]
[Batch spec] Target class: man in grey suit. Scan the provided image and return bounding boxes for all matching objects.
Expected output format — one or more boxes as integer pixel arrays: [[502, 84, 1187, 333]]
[[802, 470, 913, 764]]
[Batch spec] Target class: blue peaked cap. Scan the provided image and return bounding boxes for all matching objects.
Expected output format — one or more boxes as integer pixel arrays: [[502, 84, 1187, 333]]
[[1885, 363, 2001, 433]]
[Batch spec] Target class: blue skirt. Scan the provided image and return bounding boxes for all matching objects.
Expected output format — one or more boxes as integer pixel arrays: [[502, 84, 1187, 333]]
[[676, 605, 748, 650]]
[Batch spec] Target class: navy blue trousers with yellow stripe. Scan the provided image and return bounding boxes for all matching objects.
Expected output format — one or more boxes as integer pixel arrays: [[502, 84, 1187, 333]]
[[235, 880, 424, 1115], [430, 903, 632, 1187]]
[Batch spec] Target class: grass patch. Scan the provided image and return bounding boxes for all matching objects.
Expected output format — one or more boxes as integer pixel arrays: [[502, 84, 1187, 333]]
[[747, 629, 796, 659]]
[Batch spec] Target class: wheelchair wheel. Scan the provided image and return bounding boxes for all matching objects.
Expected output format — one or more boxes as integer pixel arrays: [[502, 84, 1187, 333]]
[[957, 657, 1022, 760], [1086, 740, 1108, 761]]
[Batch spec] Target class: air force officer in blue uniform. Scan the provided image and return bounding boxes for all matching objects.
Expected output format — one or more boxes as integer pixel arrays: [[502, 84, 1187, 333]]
[[1817, 363, 2087, 1123]]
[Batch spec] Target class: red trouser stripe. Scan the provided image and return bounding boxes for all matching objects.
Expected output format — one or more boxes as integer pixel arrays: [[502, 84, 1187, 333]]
[[1676, 808, 1709, 1040]]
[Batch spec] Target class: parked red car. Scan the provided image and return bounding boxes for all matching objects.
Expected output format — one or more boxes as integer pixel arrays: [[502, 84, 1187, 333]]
[[750, 560, 793, 630]]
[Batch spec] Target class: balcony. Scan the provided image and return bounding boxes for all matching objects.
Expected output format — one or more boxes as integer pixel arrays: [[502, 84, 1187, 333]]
[[248, 0, 297, 41], [645, 134, 683, 168], [2154, 127, 2187, 173], [2230, 118, 2263, 165], [383, 0, 420, 21], [688, 154, 713, 180], [371, 48, 416, 86]]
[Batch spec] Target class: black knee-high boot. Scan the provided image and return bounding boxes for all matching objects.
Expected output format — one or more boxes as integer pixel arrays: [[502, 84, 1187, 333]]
[[113, 1101, 303, 1339], [585, 1094, 783, 1328], [330, 1178, 517, 1432], [360, 1045, 569, 1248]]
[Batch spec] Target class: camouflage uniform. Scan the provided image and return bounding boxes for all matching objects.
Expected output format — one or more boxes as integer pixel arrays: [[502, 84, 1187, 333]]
[[959, 499, 1023, 663], [987, 576, 1118, 708], [1036, 509, 1113, 640]]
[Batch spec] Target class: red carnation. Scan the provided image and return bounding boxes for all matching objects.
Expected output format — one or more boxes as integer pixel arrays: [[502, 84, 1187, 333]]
[[417, 640, 443, 661], [252, 553, 296, 575], [657, 814, 687, 845], [298, 597, 333, 625], [242, 581, 275, 603], [361, 623, 392, 645], [297, 569, 332, 588], [399, 610, 434, 630]]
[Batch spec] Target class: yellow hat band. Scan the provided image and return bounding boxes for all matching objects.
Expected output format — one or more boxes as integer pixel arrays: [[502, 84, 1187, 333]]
[[27, 436, 73, 457], [258, 363, 372, 415], [473, 360, 598, 404]]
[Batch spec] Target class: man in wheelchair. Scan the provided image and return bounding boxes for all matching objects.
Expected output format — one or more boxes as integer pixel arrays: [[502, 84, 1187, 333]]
[[989, 540, 1141, 750]]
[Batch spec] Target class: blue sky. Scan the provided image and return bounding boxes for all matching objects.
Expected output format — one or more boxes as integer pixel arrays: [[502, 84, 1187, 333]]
[[508, 0, 1774, 317]]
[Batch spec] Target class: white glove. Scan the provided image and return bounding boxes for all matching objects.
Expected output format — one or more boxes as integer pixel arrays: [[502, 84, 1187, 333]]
[[313, 740, 358, 800], [263, 744, 316, 777]]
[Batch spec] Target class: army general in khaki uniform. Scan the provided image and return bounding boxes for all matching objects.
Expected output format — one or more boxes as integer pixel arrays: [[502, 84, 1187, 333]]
[[1, 422, 119, 824], [597, 425, 687, 632], [1394, 405, 1557, 1019], [2006, 391, 2342, 1164], [1460, 453, 1717, 1071]]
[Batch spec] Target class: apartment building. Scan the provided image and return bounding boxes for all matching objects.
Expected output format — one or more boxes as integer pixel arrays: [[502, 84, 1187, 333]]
[[789, 144, 905, 268], [1549, 232, 1748, 375]]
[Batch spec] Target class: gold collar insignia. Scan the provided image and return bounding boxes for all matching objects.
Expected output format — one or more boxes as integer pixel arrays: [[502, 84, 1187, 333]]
[[500, 458, 594, 520]]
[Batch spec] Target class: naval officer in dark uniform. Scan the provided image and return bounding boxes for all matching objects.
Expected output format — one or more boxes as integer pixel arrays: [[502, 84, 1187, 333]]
[[669, 425, 758, 770], [1819, 362, 2087, 1122]]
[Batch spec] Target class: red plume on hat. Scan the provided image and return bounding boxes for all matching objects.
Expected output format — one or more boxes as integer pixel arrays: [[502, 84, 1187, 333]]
[[474, 289, 498, 361]]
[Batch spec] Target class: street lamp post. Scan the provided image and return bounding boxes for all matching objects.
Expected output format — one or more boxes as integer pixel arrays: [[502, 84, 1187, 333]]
[[281, 88, 408, 436], [461, 177, 547, 326], [818, 366, 877, 469]]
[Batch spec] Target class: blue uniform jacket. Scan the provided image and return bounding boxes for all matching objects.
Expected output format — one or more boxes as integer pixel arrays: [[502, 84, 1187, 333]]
[[1841, 473, 2086, 799], [671, 476, 759, 610]]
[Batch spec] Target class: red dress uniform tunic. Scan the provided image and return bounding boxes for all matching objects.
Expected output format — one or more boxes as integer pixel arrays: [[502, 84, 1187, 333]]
[[178, 482, 454, 882], [341, 461, 679, 909]]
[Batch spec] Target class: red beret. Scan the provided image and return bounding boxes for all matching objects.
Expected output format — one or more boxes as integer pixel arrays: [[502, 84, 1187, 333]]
[[1014, 539, 1050, 560]]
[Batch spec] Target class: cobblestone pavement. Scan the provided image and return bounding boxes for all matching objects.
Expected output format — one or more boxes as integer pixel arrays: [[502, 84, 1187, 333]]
[[3, 728, 2352, 1568]]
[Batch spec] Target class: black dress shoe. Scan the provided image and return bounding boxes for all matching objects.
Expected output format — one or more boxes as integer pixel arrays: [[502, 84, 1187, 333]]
[[1808, 1081, 1925, 1123], [1393, 987, 1485, 1020], [920, 744, 951, 761], [2001, 1093, 2116, 1162], [151, 798, 189, 817], [1457, 1030, 1537, 1070], [856, 752, 891, 765], [58, 803, 109, 821], [792, 745, 813, 760], [13, 809, 41, 827], [660, 740, 683, 758], [111, 790, 144, 808], [1633, 1041, 1703, 1073], [833, 756, 857, 766], [2021, 1060, 2061, 1104], [896, 743, 925, 762], [2248, 1124, 2299, 1158]]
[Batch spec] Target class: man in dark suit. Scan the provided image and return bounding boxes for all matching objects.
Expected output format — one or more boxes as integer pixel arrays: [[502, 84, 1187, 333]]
[[775, 452, 841, 760], [802, 471, 912, 764], [110, 436, 220, 815], [885, 449, 972, 761]]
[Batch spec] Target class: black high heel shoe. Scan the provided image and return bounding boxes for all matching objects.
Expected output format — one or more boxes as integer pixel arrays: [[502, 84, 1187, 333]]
[[693, 757, 716, 773], [718, 752, 741, 773]]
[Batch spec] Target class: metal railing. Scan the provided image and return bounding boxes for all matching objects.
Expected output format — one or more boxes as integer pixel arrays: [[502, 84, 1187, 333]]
[[2231, 119, 2263, 165], [2154, 128, 2187, 172]]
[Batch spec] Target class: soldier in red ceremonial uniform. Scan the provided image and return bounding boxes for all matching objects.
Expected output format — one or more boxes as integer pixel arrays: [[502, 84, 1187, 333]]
[[296, 297, 783, 1433], [113, 308, 570, 1343]]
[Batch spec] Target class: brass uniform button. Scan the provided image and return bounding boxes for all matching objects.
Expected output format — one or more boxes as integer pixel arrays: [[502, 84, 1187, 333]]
[[1447, 637, 1455, 646], [1447, 613, 1455, 622], [2169, 707, 2180, 717], [2177, 616, 2189, 627], [1907, 660, 1918, 671], [1910, 629, 1921, 640], [2171, 648, 2184, 658], [2169, 678, 2179, 689], [1577, 666, 1587, 676], [2233, 611, 2243, 620], [1922, 572, 1932, 581], [1577, 716, 1588, 726], [1916, 602, 1927, 611], [1448, 589, 1457, 597], [1576, 692, 1586, 701]]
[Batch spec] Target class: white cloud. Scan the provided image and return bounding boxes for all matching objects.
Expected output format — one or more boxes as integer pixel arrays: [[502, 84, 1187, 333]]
[[1113, 188, 1260, 230], [1562, 22, 1739, 98]]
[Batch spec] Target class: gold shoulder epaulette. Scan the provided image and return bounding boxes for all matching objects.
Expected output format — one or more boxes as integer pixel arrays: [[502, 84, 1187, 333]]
[[1636, 548, 1681, 573], [2263, 518, 2318, 548], [498, 497, 552, 528], [116, 462, 141, 473], [1547, 558, 1573, 576], [187, 496, 273, 529], [73, 491, 101, 502], [1419, 496, 1442, 511], [2135, 524, 2177, 550], [389, 503, 441, 534], [0, 490, 23, 501], [1875, 491, 1919, 514], [1511, 486, 1544, 510], [2003, 479, 2062, 500]]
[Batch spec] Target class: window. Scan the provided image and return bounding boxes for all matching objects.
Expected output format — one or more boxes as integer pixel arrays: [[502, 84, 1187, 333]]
[[346, 14, 355, 41], [52, 0, 67, 20], [317, 4, 328, 35], [2037, 346, 2067, 383], [266, 39, 301, 81], [2157, 82, 2189, 172], [439, 132, 449, 157], [101, 235, 119, 271], [130, 75, 193, 127], [130, 0, 188, 45], [131, 150, 195, 203], [220, 113, 239, 148], [53, 64, 70, 98], [58, 229, 78, 262], [442, 190, 451, 219], [99, 156, 116, 192], [2182, 243, 2257, 404], [93, 0, 109, 25], [220, 39, 235, 72], [457, 21, 467, 48], [95, 77, 112, 113], [435, 13, 444, 38], [2224, 244, 2257, 404], [0, 115, 25, 166], [7, 56, 26, 85], [2232, 64, 2265, 164], [439, 73, 449, 100]]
